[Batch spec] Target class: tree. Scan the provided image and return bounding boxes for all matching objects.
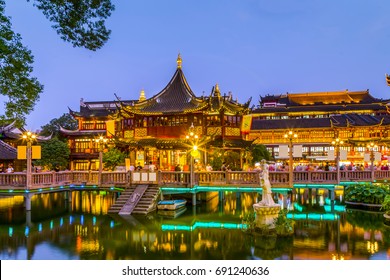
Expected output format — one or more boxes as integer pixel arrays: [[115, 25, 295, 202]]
[[103, 147, 127, 171], [250, 144, 272, 165], [0, 0, 43, 127], [34, 137, 70, 170], [40, 113, 78, 140], [29, 0, 115, 51], [224, 150, 241, 171], [209, 148, 223, 171], [0, 0, 115, 126]]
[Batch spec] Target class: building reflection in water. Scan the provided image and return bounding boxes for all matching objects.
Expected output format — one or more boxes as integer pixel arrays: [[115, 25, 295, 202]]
[[0, 189, 389, 260]]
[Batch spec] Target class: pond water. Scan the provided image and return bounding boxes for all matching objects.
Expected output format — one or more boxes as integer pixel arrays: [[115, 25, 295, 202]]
[[0, 190, 389, 260]]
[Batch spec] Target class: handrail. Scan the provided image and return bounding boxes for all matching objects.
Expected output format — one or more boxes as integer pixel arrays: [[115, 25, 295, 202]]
[[0, 170, 388, 189]]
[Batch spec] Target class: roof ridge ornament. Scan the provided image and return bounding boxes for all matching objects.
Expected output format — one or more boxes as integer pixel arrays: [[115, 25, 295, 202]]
[[139, 89, 146, 102], [213, 83, 221, 97], [177, 53, 182, 69]]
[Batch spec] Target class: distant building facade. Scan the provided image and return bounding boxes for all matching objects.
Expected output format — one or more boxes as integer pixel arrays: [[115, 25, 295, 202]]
[[246, 90, 390, 166]]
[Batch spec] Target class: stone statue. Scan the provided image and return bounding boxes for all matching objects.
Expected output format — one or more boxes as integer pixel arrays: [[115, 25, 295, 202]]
[[257, 159, 276, 206], [253, 159, 281, 228]]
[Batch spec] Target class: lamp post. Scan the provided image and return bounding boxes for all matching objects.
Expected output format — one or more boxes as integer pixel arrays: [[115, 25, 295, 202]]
[[185, 123, 199, 188], [367, 142, 377, 182], [284, 130, 297, 188], [22, 131, 36, 189], [331, 138, 344, 184], [95, 136, 108, 186]]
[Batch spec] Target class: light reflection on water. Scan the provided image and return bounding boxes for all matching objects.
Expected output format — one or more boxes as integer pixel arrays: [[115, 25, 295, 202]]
[[0, 190, 389, 260]]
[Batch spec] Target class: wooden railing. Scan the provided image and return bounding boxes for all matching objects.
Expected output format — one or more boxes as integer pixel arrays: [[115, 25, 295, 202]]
[[0, 170, 389, 190]]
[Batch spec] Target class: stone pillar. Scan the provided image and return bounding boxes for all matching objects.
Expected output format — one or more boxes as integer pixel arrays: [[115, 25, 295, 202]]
[[26, 210, 33, 227], [24, 193, 33, 211], [192, 193, 197, 206], [219, 191, 224, 201]]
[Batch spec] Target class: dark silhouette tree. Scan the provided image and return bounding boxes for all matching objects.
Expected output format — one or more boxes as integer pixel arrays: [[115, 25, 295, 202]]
[[29, 0, 115, 51], [34, 137, 71, 170], [0, 0, 43, 126], [40, 113, 78, 140], [0, 0, 115, 126]]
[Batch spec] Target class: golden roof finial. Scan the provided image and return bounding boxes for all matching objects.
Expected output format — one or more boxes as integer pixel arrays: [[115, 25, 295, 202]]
[[177, 53, 182, 69], [214, 83, 220, 96], [139, 89, 146, 102]]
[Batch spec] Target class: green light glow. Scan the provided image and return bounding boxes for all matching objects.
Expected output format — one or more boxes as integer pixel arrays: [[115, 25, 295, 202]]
[[0, 185, 124, 194], [161, 221, 247, 231], [293, 202, 304, 212], [161, 186, 292, 194], [294, 184, 336, 188], [324, 205, 345, 212], [287, 213, 339, 221]]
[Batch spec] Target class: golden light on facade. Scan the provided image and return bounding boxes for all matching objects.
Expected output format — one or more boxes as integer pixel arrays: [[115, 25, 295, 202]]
[[331, 253, 345, 260], [331, 138, 344, 146], [95, 135, 108, 186], [284, 130, 298, 140], [331, 137, 344, 184], [366, 241, 379, 254], [284, 130, 298, 188]]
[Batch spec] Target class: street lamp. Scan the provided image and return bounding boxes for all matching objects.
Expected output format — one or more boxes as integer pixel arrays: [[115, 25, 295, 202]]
[[284, 130, 297, 188], [185, 123, 199, 188], [331, 138, 344, 184], [367, 142, 377, 181], [22, 131, 37, 189], [95, 136, 108, 186]]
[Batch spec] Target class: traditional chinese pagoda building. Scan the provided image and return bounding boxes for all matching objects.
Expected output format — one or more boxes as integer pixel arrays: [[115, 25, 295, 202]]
[[246, 90, 390, 164], [62, 55, 252, 170], [60, 98, 135, 170]]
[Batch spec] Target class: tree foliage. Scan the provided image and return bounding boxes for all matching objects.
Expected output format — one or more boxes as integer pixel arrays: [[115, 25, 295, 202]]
[[209, 148, 223, 171], [30, 0, 115, 51], [103, 147, 127, 171], [0, 0, 43, 127], [0, 0, 114, 126], [250, 144, 272, 165], [223, 150, 241, 171], [34, 137, 70, 170], [40, 113, 78, 139]]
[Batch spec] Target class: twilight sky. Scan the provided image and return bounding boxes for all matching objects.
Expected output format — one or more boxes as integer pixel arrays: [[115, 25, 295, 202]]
[[4, 0, 390, 130]]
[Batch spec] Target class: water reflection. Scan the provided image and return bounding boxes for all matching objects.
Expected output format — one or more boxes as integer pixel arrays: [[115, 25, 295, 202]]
[[0, 190, 389, 260]]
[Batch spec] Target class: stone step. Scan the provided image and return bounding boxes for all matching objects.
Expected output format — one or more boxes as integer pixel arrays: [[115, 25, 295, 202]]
[[109, 184, 159, 215]]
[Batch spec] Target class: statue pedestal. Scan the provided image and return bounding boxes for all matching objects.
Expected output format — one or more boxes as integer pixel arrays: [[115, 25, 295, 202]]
[[253, 204, 281, 229]]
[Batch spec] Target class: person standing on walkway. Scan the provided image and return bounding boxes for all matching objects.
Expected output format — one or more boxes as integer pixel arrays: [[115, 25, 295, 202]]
[[6, 164, 14, 173], [149, 161, 156, 172]]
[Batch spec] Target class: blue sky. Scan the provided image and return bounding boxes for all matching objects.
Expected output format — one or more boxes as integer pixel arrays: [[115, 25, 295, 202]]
[[4, 0, 390, 130]]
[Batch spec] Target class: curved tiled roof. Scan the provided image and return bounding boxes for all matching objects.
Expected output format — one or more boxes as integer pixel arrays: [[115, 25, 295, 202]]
[[251, 118, 331, 130], [207, 86, 251, 115], [0, 140, 17, 159], [121, 68, 207, 115], [59, 126, 106, 137], [69, 99, 135, 118], [251, 114, 390, 130]]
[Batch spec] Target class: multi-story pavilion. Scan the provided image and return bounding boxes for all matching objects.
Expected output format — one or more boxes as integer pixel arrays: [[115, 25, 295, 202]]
[[62, 55, 252, 170], [246, 90, 390, 165], [61, 99, 135, 170]]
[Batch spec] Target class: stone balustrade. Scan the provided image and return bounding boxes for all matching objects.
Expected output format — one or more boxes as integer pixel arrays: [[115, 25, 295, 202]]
[[0, 170, 389, 190]]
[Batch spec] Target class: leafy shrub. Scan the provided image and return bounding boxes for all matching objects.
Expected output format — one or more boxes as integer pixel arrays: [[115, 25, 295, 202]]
[[274, 209, 295, 236], [344, 183, 390, 205], [381, 194, 390, 214]]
